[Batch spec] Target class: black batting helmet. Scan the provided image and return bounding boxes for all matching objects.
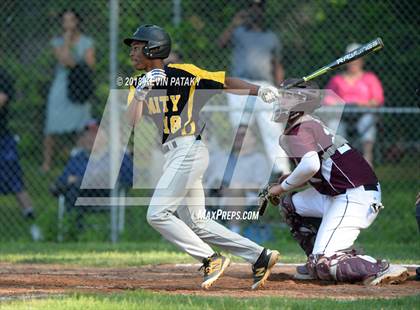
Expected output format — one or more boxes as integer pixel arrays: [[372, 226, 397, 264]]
[[272, 79, 322, 123], [124, 24, 171, 59]]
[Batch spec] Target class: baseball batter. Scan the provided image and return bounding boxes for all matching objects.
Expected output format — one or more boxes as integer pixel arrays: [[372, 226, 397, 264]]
[[124, 24, 279, 290], [259, 79, 408, 284]]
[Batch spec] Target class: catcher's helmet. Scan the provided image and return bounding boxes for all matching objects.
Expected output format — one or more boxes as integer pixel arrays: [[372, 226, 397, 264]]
[[124, 24, 171, 59], [272, 79, 322, 123]]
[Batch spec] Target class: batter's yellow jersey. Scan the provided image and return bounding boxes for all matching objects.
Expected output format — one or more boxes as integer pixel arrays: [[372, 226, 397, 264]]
[[128, 64, 225, 144]]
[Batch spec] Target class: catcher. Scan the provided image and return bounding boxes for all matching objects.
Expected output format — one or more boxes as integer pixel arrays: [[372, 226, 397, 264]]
[[258, 79, 408, 285]]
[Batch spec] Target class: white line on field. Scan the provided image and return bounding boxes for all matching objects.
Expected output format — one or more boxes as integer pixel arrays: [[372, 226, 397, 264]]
[[175, 263, 420, 268]]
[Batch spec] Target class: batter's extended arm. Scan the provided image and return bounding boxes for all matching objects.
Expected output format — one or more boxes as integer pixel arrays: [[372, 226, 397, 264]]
[[224, 77, 260, 95], [224, 77, 280, 105]]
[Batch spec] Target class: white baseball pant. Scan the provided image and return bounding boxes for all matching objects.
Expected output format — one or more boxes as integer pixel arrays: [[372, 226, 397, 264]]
[[146, 136, 264, 262], [292, 185, 382, 256]]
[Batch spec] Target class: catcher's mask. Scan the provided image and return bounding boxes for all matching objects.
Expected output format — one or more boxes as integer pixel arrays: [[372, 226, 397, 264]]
[[272, 79, 322, 123], [124, 24, 171, 59]]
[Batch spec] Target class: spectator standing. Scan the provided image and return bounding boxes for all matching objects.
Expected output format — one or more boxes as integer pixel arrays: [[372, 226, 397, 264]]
[[324, 43, 384, 165], [218, 0, 290, 177], [205, 126, 270, 234], [0, 66, 42, 240], [42, 9, 95, 172]]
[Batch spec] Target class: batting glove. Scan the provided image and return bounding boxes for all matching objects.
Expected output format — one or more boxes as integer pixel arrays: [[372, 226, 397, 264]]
[[135, 69, 166, 101], [258, 86, 280, 104]]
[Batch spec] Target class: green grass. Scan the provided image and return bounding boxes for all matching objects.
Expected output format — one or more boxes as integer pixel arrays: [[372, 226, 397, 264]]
[[0, 242, 194, 267], [0, 239, 418, 267], [2, 290, 419, 310]]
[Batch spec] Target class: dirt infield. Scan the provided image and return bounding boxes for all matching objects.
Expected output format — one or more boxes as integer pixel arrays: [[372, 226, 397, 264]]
[[0, 263, 418, 300]]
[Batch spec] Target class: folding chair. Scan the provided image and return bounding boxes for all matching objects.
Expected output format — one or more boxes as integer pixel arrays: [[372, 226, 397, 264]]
[[57, 187, 126, 242]]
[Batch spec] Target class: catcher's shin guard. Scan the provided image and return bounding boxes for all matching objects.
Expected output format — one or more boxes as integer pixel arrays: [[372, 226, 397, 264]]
[[313, 252, 392, 283], [279, 193, 321, 256]]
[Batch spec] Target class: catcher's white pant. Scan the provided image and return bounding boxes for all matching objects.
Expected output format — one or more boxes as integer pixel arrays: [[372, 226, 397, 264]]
[[227, 80, 291, 174], [147, 136, 264, 262], [292, 185, 382, 256]]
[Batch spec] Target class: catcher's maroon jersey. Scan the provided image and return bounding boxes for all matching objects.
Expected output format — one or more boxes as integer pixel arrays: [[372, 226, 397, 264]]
[[279, 118, 378, 196]]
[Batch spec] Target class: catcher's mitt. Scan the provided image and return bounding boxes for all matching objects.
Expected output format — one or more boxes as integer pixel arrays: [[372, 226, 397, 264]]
[[258, 184, 281, 216]]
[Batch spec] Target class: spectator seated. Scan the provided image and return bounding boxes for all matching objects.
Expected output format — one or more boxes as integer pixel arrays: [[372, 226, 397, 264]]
[[50, 119, 133, 240]]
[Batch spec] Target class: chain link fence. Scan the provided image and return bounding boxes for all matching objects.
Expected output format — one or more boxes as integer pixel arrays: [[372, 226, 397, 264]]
[[0, 0, 418, 244]]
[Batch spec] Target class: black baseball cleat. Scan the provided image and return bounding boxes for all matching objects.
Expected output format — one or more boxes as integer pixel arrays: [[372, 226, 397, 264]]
[[200, 253, 230, 289], [252, 248, 280, 289], [294, 262, 316, 280]]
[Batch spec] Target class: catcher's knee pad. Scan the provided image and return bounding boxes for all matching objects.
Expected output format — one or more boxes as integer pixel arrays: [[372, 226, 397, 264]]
[[279, 193, 321, 256], [314, 252, 389, 283]]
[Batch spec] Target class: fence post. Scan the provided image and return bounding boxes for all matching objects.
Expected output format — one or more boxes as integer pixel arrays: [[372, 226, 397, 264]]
[[109, 0, 120, 243], [173, 0, 182, 26]]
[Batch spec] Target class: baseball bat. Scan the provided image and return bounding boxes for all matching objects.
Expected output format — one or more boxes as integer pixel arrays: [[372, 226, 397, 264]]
[[285, 37, 384, 89]]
